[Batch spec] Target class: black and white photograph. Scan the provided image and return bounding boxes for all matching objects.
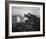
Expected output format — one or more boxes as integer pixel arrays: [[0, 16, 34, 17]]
[[5, 1, 45, 38], [12, 6, 40, 32]]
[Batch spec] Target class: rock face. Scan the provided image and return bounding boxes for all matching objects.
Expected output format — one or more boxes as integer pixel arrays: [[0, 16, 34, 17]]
[[12, 13, 40, 32], [16, 15, 28, 23]]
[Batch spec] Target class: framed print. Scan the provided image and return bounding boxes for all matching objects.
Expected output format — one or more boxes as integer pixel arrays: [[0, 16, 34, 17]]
[[5, 1, 45, 38]]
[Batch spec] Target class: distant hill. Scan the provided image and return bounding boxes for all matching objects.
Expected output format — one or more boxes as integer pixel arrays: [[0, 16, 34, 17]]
[[12, 13, 40, 32]]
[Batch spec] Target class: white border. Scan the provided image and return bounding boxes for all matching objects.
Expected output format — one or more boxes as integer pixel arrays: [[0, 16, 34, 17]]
[[9, 4, 43, 36]]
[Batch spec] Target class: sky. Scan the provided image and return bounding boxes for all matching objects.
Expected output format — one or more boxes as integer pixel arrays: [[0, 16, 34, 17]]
[[12, 7, 40, 18]]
